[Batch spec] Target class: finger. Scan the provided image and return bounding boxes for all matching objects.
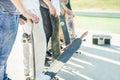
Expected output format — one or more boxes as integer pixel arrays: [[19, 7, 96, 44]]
[[19, 19, 26, 25], [31, 15, 39, 24]]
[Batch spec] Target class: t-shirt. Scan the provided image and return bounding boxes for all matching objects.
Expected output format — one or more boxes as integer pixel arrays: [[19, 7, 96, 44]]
[[0, 0, 19, 14], [21, 0, 40, 10], [40, 0, 60, 16], [51, 0, 60, 16]]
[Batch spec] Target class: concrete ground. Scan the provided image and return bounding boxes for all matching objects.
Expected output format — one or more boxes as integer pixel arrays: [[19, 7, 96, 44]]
[[7, 26, 120, 80], [56, 29, 120, 80]]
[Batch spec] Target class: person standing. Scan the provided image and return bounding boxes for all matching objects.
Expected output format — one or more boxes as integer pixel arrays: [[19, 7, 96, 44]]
[[19, 0, 51, 80], [40, 0, 61, 61], [0, 0, 39, 80]]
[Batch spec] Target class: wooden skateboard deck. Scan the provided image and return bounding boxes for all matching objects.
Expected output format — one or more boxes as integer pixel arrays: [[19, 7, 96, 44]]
[[65, 14, 76, 41]]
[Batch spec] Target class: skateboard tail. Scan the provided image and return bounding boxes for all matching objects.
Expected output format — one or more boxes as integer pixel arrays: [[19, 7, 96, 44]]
[[45, 38, 82, 79]]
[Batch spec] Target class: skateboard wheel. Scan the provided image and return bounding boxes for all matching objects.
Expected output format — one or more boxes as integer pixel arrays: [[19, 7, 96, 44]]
[[23, 33, 29, 38], [82, 39, 86, 41], [53, 77, 59, 80], [76, 50, 81, 54], [60, 22, 64, 26], [22, 33, 29, 43], [25, 76, 30, 80], [22, 39, 27, 43]]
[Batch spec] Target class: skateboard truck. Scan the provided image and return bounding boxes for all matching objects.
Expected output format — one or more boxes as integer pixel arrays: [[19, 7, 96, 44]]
[[60, 21, 64, 26], [22, 33, 32, 43]]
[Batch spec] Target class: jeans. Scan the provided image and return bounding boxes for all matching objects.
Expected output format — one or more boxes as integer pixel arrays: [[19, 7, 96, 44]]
[[0, 11, 19, 80], [40, 6, 52, 44], [40, 6, 60, 59]]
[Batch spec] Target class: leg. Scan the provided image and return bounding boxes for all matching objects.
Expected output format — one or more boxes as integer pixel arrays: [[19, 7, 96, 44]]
[[40, 6, 52, 45], [0, 14, 19, 79], [40, 6, 53, 66]]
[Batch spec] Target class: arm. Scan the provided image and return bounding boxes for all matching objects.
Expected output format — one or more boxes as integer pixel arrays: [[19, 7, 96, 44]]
[[60, 0, 68, 5], [11, 0, 39, 23], [43, 0, 56, 16], [60, 0, 73, 15]]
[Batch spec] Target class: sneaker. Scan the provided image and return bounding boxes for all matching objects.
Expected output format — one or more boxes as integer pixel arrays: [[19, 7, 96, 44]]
[[46, 51, 52, 57], [39, 73, 51, 80], [24, 73, 30, 80], [8, 78, 12, 80], [45, 57, 52, 67]]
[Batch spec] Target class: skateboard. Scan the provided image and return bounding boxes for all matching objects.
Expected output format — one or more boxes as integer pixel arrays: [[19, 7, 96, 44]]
[[65, 14, 76, 42], [22, 23, 36, 80], [59, 16, 70, 45], [45, 38, 82, 80], [50, 16, 61, 60]]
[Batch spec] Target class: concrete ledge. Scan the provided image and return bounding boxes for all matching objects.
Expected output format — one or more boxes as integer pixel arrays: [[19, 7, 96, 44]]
[[73, 10, 120, 18]]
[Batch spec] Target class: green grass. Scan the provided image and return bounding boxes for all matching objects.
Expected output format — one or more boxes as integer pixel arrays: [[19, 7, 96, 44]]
[[70, 0, 120, 34], [74, 16, 120, 34], [71, 0, 120, 11]]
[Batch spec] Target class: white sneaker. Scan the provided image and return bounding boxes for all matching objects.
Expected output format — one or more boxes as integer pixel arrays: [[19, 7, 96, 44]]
[[39, 73, 51, 80]]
